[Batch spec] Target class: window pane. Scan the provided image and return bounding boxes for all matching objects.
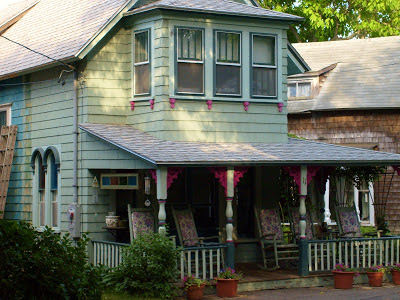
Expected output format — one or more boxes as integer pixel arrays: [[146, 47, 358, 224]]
[[253, 35, 275, 66], [0, 111, 7, 127], [298, 82, 311, 98], [288, 84, 296, 98], [50, 154, 58, 190], [216, 65, 240, 95], [177, 62, 203, 93], [252, 67, 276, 96], [135, 31, 148, 63], [39, 159, 45, 190], [52, 191, 58, 227], [40, 192, 45, 226], [135, 64, 150, 95], [178, 29, 202, 61], [217, 32, 240, 63]]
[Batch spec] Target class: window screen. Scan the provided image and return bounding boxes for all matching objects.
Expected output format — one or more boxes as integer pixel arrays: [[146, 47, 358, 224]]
[[134, 30, 150, 95]]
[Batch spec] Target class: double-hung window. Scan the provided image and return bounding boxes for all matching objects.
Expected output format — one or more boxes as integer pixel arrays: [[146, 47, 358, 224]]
[[288, 82, 312, 99], [49, 154, 58, 228], [177, 28, 204, 94], [38, 157, 45, 227], [251, 34, 277, 97], [215, 31, 241, 96], [134, 30, 150, 95]]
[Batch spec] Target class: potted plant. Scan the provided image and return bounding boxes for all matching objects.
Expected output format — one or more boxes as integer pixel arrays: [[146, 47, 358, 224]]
[[183, 275, 208, 300], [215, 267, 242, 298], [389, 263, 400, 284], [332, 264, 358, 289], [366, 265, 387, 287]]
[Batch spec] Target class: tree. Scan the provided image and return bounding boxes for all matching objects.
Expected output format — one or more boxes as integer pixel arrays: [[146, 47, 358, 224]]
[[258, 0, 400, 43]]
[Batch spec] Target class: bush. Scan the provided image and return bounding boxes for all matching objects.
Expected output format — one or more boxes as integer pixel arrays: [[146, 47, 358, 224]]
[[0, 220, 103, 300], [105, 232, 180, 299]]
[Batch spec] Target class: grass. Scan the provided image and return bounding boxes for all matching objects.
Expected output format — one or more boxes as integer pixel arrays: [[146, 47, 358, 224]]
[[102, 291, 161, 300]]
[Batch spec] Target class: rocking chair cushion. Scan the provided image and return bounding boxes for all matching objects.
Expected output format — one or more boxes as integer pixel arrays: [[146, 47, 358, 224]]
[[176, 211, 198, 246], [131, 211, 154, 239], [259, 209, 283, 240], [339, 211, 361, 237]]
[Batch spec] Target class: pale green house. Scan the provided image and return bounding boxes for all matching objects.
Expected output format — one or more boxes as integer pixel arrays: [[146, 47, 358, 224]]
[[2, 0, 400, 274]]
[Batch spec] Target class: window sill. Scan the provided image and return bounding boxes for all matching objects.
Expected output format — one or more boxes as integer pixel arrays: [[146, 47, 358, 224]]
[[171, 95, 282, 104], [35, 226, 61, 233]]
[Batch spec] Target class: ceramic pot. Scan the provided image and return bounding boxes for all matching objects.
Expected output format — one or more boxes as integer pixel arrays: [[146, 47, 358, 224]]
[[367, 272, 384, 287], [392, 270, 400, 284], [216, 279, 238, 297], [106, 216, 120, 228], [186, 283, 205, 300], [332, 271, 355, 289]]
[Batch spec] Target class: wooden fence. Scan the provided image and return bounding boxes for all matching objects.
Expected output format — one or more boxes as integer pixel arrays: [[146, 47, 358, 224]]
[[307, 236, 400, 272], [92, 240, 129, 268]]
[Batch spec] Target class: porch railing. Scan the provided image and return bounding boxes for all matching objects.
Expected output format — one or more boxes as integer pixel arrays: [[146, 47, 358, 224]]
[[306, 236, 400, 273], [92, 240, 129, 268], [179, 244, 227, 279]]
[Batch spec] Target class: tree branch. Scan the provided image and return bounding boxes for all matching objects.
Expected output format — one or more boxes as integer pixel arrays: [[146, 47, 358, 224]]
[[289, 25, 302, 43]]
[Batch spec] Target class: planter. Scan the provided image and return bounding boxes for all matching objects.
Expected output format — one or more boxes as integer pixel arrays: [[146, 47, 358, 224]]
[[216, 279, 238, 298], [392, 270, 400, 285], [367, 272, 384, 287], [332, 271, 355, 289], [186, 283, 205, 300], [105, 216, 120, 228]]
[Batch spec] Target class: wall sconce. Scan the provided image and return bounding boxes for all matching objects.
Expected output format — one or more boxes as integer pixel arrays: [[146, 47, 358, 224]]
[[144, 175, 151, 195]]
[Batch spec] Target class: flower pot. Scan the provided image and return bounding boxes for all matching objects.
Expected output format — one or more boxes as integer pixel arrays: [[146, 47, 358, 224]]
[[392, 270, 400, 285], [105, 216, 120, 228], [367, 272, 384, 287], [332, 271, 355, 289], [216, 279, 238, 298], [186, 284, 205, 300]]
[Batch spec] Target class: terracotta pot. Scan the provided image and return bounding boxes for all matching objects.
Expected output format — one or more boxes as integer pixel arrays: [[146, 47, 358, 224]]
[[392, 270, 400, 285], [332, 271, 355, 289], [186, 284, 205, 300], [367, 272, 384, 287], [216, 279, 239, 298]]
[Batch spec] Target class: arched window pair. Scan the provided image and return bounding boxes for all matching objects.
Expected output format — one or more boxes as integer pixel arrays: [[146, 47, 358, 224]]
[[31, 146, 60, 229]]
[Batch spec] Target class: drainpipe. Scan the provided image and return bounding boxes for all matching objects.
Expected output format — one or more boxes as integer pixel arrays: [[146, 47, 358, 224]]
[[73, 70, 78, 204]]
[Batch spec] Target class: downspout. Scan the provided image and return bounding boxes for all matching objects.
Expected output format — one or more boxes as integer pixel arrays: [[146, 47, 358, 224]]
[[73, 70, 79, 204]]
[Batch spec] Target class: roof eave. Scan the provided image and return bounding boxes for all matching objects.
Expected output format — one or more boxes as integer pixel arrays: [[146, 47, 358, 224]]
[[0, 0, 40, 34], [287, 42, 311, 72], [124, 6, 304, 23]]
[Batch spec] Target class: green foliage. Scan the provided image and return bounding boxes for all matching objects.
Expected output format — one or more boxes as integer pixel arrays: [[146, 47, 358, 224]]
[[0, 220, 104, 300], [258, 0, 400, 42], [105, 232, 180, 299], [216, 267, 243, 280], [332, 166, 385, 189], [182, 275, 209, 290]]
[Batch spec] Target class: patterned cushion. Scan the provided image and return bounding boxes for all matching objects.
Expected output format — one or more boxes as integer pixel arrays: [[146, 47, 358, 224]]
[[290, 209, 313, 240], [259, 209, 283, 240], [339, 210, 361, 237], [176, 210, 198, 247], [131, 211, 154, 239]]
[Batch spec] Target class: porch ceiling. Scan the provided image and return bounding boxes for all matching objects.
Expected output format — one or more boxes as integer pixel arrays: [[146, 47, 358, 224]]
[[79, 123, 400, 166]]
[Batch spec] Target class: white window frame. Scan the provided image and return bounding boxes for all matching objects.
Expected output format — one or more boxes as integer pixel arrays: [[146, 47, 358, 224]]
[[133, 29, 151, 96], [0, 103, 12, 126], [288, 81, 312, 99], [251, 33, 277, 98], [176, 27, 205, 95], [215, 30, 242, 97]]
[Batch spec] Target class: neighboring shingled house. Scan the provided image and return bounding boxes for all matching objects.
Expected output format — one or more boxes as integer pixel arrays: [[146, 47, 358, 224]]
[[288, 36, 400, 232]]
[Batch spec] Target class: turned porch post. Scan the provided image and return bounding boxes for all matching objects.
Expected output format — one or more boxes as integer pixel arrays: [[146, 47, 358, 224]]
[[156, 167, 168, 234], [323, 179, 332, 224], [298, 165, 309, 276], [226, 166, 235, 269]]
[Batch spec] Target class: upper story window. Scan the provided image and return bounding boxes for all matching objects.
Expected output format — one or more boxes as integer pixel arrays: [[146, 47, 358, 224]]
[[134, 29, 150, 95], [288, 82, 312, 99], [251, 34, 276, 98], [0, 104, 11, 126], [176, 28, 204, 94], [215, 31, 241, 96]]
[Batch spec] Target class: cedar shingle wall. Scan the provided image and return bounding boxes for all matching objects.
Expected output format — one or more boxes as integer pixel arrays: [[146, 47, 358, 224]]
[[288, 109, 400, 233]]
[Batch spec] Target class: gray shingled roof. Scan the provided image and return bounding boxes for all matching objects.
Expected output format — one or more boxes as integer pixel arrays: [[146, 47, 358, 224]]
[[289, 36, 400, 113], [0, 0, 38, 31], [127, 0, 303, 22], [0, 0, 129, 79], [79, 123, 400, 166]]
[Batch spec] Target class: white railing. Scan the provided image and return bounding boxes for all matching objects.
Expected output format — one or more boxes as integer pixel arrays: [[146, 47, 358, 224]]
[[179, 245, 227, 279], [92, 240, 129, 268], [307, 236, 400, 272]]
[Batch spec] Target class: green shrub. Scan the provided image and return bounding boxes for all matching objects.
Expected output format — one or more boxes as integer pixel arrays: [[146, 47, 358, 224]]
[[105, 232, 180, 299], [0, 220, 104, 300]]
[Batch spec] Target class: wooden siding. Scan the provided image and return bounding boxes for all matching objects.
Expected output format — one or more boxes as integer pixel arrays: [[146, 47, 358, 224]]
[[0, 77, 31, 221], [288, 110, 400, 232]]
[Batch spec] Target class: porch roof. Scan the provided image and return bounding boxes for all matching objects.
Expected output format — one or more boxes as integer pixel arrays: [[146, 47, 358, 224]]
[[79, 123, 400, 166]]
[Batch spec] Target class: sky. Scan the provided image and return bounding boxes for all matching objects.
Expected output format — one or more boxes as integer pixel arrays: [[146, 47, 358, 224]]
[[0, 0, 25, 10]]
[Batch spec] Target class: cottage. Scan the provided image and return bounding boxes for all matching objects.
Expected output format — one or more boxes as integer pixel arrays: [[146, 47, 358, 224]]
[[2, 0, 400, 282]]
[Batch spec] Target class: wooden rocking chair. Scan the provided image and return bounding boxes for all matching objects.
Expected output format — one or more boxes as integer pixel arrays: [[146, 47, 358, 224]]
[[254, 207, 298, 270], [336, 206, 380, 238]]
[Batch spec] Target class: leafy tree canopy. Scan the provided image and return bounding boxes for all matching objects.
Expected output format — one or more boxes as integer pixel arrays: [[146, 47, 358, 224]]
[[258, 0, 400, 43]]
